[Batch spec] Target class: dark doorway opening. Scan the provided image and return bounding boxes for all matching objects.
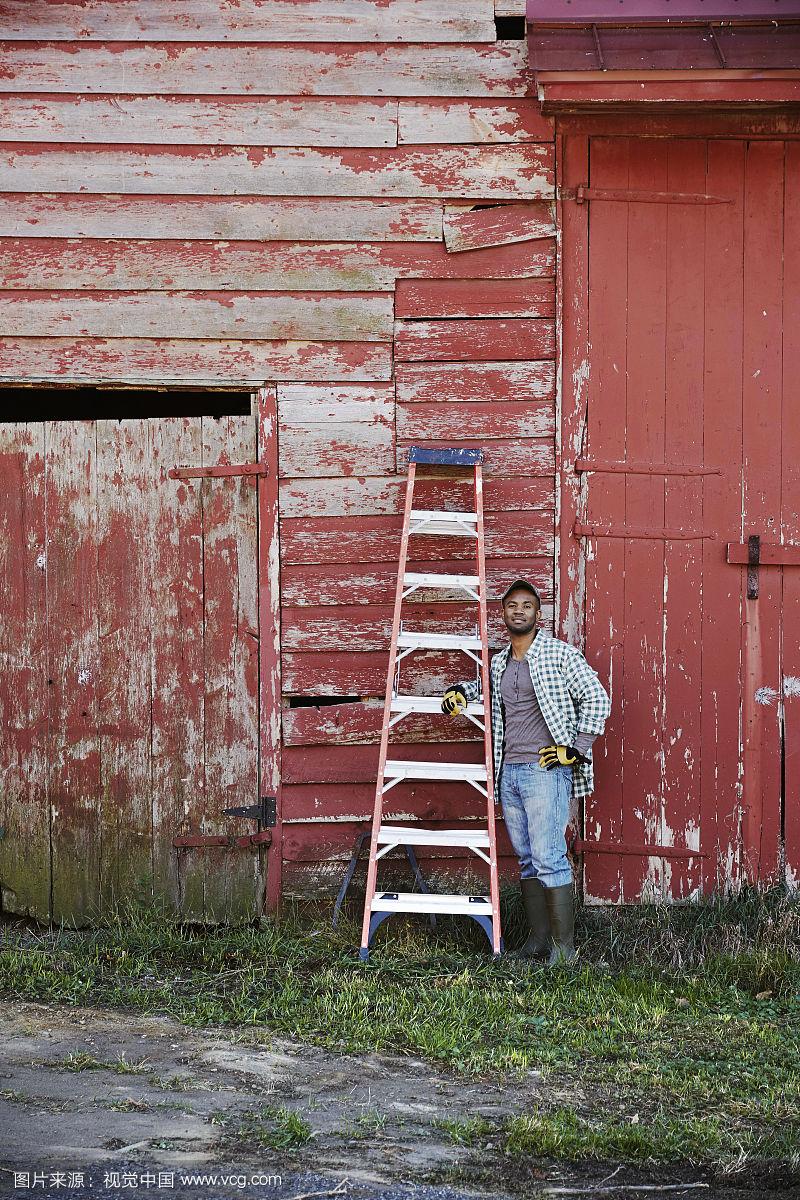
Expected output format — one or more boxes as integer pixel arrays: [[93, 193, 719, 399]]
[[0, 387, 252, 423]]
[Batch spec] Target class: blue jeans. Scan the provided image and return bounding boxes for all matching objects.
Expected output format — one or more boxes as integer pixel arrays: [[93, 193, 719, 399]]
[[499, 761, 574, 888]]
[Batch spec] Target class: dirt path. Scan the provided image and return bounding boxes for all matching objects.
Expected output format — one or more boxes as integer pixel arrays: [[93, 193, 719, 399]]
[[0, 1003, 793, 1200]]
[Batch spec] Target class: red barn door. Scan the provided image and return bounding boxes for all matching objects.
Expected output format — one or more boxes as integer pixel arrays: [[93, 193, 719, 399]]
[[561, 135, 800, 902], [0, 410, 269, 923]]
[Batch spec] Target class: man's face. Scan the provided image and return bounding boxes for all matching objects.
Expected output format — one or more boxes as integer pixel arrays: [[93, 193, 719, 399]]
[[502, 588, 539, 636]]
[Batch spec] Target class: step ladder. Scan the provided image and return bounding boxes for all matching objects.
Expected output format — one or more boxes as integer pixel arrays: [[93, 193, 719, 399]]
[[359, 446, 502, 960]]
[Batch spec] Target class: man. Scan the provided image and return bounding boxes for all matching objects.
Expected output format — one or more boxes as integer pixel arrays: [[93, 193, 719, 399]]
[[441, 580, 611, 966]]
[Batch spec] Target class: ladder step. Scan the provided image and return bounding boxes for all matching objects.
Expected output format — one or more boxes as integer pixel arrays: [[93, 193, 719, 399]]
[[397, 631, 482, 651], [403, 571, 480, 592], [408, 447, 483, 466], [390, 695, 485, 717], [409, 509, 478, 538], [371, 891, 492, 916], [377, 825, 490, 849], [384, 759, 487, 782]]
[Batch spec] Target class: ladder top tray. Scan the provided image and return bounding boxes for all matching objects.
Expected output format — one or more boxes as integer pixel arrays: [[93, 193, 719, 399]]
[[408, 447, 483, 466]]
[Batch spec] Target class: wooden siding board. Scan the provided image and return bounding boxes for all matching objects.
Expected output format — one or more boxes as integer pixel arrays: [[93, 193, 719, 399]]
[[0, 42, 530, 97], [197, 414, 261, 922], [0, 292, 394, 342], [396, 399, 554, 441], [281, 604, 514, 653], [278, 385, 396, 479], [0, 145, 553, 200], [149, 419, 206, 915], [783, 142, 800, 890], [0, 338, 393, 385], [394, 318, 555, 362], [394, 279, 554, 319], [278, 476, 554, 518], [396, 438, 555, 476], [0, 1, 497, 43], [96, 420, 154, 916], [0, 423, 50, 919], [0, 196, 447, 242], [398, 100, 552, 144], [282, 781, 492, 823], [47, 420, 102, 923], [443, 202, 556, 252], [281, 557, 552, 607], [282, 741, 483, 785], [0, 96, 399, 147], [0, 238, 555, 291], [280, 512, 554, 565], [395, 359, 555, 404]]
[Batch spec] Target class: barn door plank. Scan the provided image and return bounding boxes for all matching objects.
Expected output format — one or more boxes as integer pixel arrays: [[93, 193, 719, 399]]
[[47, 421, 102, 923], [741, 142, 785, 885], [0, 422, 50, 917], [782, 141, 800, 890], [198, 413, 261, 922], [149, 418, 206, 915], [701, 142, 746, 894], [661, 138, 706, 900], [582, 137, 629, 904], [96, 420, 154, 915]]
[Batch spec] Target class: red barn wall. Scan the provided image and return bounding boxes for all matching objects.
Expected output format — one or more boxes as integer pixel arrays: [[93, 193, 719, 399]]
[[0, 0, 563, 910]]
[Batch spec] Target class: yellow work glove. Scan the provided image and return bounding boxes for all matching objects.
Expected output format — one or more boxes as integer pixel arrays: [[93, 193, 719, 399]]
[[441, 685, 468, 716], [538, 744, 589, 770]]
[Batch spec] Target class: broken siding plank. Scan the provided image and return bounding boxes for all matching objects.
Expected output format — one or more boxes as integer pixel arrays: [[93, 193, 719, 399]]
[[395, 279, 553, 319], [0, 238, 555, 291], [396, 399, 554, 441], [278, 476, 554, 517], [96, 421, 154, 916], [443, 203, 556, 252], [281, 557, 552, 606], [198, 414, 261, 922], [0, 292, 393, 342], [0, 423, 50, 919], [0, 338, 392, 385], [278, 385, 395, 479], [0, 0, 496, 42], [395, 359, 555, 404], [47, 420, 102, 924], [281, 512, 553, 565], [0, 96, 399, 147], [399, 100, 552, 144], [395, 438, 554, 475], [0, 196, 446, 242], [394, 318, 555, 361], [149, 419, 206, 915], [0, 42, 529, 96], [0, 145, 553, 200]]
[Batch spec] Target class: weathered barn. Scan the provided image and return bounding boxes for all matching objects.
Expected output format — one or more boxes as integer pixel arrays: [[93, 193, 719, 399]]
[[0, 0, 798, 925]]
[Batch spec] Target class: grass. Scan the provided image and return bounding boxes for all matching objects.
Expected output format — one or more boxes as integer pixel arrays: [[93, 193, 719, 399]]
[[1, 885, 798, 1176], [232, 1104, 313, 1150], [58, 1051, 150, 1075]]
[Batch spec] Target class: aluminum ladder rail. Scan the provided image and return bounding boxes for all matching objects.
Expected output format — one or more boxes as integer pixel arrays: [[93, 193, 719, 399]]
[[358, 446, 502, 960]]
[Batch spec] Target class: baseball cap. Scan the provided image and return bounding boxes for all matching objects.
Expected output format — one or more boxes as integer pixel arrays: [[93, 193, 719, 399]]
[[501, 579, 541, 605]]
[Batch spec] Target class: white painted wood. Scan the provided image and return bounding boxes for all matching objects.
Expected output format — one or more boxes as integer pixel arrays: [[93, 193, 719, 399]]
[[0, 145, 553, 200], [0, 292, 394, 341], [0, 196, 444, 242], [0, 0, 497, 43], [0, 96, 399, 147], [0, 42, 530, 97], [398, 100, 551, 144]]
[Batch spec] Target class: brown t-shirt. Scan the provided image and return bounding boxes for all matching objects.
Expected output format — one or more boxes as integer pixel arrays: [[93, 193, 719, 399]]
[[500, 653, 596, 763]]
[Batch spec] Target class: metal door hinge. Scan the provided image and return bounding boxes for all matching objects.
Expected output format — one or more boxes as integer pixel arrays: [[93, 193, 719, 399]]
[[223, 796, 277, 826], [561, 184, 731, 206]]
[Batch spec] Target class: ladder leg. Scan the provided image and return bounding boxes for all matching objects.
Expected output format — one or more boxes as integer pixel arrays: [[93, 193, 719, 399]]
[[332, 830, 369, 928], [404, 845, 436, 930]]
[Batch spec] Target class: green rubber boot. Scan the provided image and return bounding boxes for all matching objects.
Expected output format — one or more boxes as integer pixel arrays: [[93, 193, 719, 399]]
[[510, 877, 551, 960], [544, 883, 577, 966]]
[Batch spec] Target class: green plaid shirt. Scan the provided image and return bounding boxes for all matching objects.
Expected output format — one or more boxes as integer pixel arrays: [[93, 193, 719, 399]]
[[460, 629, 611, 799]]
